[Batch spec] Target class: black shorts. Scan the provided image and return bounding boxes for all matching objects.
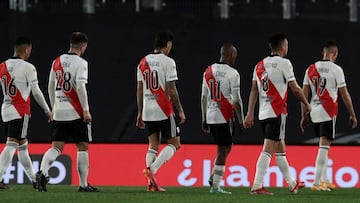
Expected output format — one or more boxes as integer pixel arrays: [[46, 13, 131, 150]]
[[145, 115, 179, 139], [260, 114, 287, 141], [51, 119, 92, 143], [313, 119, 336, 140], [4, 116, 30, 140], [209, 120, 234, 146]]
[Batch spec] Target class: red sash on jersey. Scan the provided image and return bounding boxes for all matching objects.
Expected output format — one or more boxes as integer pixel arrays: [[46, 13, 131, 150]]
[[0, 62, 31, 117], [256, 60, 287, 116], [139, 57, 174, 117], [204, 66, 234, 121], [307, 64, 338, 118], [52, 57, 83, 117]]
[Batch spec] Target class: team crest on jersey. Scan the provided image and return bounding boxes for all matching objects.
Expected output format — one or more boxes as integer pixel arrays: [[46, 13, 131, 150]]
[[289, 64, 293, 71]]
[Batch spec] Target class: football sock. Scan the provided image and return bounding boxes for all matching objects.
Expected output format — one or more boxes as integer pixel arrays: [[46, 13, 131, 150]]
[[18, 141, 36, 182], [212, 165, 225, 189], [150, 144, 176, 174], [146, 148, 158, 168], [314, 145, 329, 185], [210, 158, 217, 175], [252, 151, 272, 190], [276, 152, 296, 188], [319, 145, 330, 183], [0, 141, 18, 180], [40, 147, 61, 175], [77, 151, 89, 188]]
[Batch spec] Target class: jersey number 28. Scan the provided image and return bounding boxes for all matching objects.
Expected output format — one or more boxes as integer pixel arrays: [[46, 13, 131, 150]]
[[55, 71, 72, 92]]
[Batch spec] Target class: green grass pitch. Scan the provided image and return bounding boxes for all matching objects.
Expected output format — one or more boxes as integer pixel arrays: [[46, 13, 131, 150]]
[[1, 185, 360, 203]]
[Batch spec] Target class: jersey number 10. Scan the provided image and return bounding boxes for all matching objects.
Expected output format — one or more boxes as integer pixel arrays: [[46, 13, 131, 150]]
[[143, 69, 159, 91]]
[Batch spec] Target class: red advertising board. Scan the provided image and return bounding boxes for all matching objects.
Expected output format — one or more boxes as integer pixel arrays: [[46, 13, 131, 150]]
[[1, 144, 359, 188]]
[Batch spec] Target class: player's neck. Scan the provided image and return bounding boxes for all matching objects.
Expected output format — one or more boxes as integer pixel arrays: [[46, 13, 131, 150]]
[[154, 49, 167, 55], [322, 55, 335, 62], [12, 53, 26, 60], [68, 48, 81, 56], [270, 52, 284, 57]]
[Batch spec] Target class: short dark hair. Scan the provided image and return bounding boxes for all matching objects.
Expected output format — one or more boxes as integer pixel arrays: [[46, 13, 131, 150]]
[[154, 31, 174, 49], [70, 32, 88, 45], [14, 36, 32, 47], [268, 33, 287, 51], [324, 40, 337, 49]]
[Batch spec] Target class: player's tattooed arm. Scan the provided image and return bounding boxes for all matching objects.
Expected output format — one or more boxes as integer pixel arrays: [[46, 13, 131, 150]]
[[167, 81, 186, 124]]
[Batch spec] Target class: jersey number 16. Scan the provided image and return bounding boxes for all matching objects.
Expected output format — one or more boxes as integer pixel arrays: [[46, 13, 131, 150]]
[[1, 76, 17, 96]]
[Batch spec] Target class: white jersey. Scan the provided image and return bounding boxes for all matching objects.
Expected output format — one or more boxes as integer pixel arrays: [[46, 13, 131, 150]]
[[49, 53, 88, 121], [253, 55, 296, 120], [202, 63, 240, 124], [0, 58, 38, 122], [137, 53, 178, 121], [303, 60, 346, 123]]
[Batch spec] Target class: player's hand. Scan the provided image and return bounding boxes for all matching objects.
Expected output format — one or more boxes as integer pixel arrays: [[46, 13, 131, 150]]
[[178, 110, 186, 125], [239, 122, 245, 133], [46, 111, 53, 122], [300, 114, 310, 133], [306, 103, 312, 114], [350, 115, 358, 129], [202, 121, 210, 133], [136, 113, 145, 129], [83, 110, 92, 123], [244, 114, 254, 129]]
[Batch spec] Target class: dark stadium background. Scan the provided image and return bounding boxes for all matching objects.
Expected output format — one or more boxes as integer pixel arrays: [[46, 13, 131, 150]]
[[0, 0, 359, 145]]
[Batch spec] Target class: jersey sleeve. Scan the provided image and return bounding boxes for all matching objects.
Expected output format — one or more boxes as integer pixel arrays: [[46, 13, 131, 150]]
[[252, 67, 257, 81], [76, 61, 88, 84], [230, 70, 241, 91], [336, 66, 346, 88], [26, 64, 39, 85], [230, 70, 242, 102], [137, 64, 143, 82], [165, 58, 178, 82], [303, 68, 310, 85], [282, 59, 296, 82], [201, 72, 208, 97], [48, 61, 56, 82]]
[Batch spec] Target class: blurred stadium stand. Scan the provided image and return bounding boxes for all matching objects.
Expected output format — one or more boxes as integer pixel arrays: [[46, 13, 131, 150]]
[[1, 0, 358, 21], [0, 0, 359, 145]]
